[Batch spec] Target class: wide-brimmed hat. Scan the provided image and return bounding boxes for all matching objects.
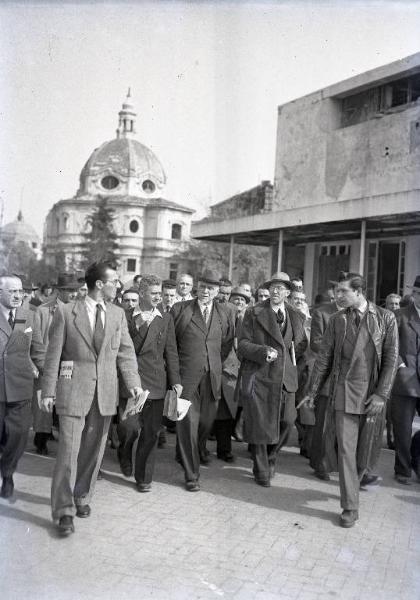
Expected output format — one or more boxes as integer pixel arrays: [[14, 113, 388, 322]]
[[162, 279, 177, 288], [230, 285, 251, 303], [21, 278, 38, 291], [264, 271, 291, 290], [56, 272, 81, 290], [408, 275, 420, 291], [197, 269, 221, 286]]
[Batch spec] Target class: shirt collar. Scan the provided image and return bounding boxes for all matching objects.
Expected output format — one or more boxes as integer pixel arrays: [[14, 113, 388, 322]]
[[85, 295, 107, 312], [270, 302, 285, 314], [0, 305, 15, 322], [133, 306, 162, 319], [197, 299, 213, 312]]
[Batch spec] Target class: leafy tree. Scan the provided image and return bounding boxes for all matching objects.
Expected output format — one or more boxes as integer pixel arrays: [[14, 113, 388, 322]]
[[81, 197, 119, 267]]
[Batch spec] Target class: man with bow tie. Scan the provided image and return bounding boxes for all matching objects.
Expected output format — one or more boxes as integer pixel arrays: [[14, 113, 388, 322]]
[[0, 274, 44, 499], [303, 272, 398, 528], [40, 262, 141, 536], [238, 272, 307, 488]]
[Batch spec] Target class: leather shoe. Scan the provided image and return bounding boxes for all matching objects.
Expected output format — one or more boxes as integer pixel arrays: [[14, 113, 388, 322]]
[[255, 477, 271, 487], [314, 471, 330, 481], [340, 509, 359, 528], [217, 452, 235, 463], [200, 454, 211, 465], [117, 449, 132, 477], [360, 474, 382, 488], [395, 474, 411, 485], [76, 504, 91, 518], [136, 483, 152, 493], [0, 476, 14, 499], [185, 481, 200, 492], [58, 515, 75, 536]]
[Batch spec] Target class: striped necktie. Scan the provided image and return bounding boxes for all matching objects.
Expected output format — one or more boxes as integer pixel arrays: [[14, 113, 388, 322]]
[[93, 304, 105, 355], [8, 310, 14, 329]]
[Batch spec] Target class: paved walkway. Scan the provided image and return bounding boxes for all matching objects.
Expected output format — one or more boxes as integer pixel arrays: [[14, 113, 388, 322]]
[[1, 429, 419, 600]]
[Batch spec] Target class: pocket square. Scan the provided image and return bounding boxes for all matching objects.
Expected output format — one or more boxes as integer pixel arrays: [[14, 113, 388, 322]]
[[24, 327, 33, 333]]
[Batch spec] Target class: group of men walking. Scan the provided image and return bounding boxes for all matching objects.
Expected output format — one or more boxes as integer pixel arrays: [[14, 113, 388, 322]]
[[0, 263, 419, 536]]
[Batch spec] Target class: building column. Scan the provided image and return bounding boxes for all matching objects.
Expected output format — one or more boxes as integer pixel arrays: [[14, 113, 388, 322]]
[[228, 235, 234, 281], [277, 229, 284, 272], [359, 220, 366, 275]]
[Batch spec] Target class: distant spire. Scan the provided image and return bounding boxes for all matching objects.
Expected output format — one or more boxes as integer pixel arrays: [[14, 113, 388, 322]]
[[116, 89, 136, 139], [17, 210, 23, 222]]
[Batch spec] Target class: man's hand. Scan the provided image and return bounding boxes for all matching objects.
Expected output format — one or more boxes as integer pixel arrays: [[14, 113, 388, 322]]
[[39, 396, 55, 413], [173, 384, 183, 397], [365, 393, 385, 416], [129, 386, 142, 399], [266, 347, 278, 363], [296, 394, 315, 410], [129, 387, 148, 413]]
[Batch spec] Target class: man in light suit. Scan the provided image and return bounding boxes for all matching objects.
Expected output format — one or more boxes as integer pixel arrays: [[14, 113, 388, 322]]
[[171, 269, 234, 491], [40, 262, 141, 536], [0, 274, 44, 498]]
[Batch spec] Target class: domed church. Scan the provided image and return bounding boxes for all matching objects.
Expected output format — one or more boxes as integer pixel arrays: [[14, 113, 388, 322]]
[[43, 91, 193, 281]]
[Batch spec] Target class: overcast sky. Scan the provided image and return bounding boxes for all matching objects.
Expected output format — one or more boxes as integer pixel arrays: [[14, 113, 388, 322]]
[[1, 0, 420, 236]]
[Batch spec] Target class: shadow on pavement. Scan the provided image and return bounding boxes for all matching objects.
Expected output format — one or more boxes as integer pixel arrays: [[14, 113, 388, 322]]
[[395, 494, 420, 506], [0, 502, 56, 536]]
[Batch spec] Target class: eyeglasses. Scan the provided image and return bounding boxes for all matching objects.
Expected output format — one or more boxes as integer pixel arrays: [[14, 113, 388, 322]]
[[0, 289, 24, 295], [270, 285, 288, 292]]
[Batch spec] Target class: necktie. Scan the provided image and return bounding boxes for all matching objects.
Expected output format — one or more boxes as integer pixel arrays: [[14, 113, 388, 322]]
[[166, 305, 171, 313], [93, 304, 105, 355], [276, 309, 284, 331], [352, 308, 361, 329], [8, 310, 14, 329], [203, 305, 209, 325]]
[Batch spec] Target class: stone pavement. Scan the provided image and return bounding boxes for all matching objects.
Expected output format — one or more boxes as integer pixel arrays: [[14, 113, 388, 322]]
[[1, 428, 419, 600]]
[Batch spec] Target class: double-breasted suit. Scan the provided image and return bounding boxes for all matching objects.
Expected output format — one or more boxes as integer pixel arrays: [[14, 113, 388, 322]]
[[0, 306, 44, 479], [42, 298, 140, 519], [171, 299, 234, 483], [237, 300, 307, 480], [391, 303, 420, 480], [309, 303, 398, 510], [117, 307, 181, 484]]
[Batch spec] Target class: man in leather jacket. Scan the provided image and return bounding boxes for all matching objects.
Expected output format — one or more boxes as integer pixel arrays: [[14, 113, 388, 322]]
[[302, 272, 398, 528]]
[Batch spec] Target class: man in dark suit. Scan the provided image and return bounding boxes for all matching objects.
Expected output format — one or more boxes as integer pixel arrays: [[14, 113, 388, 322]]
[[391, 276, 420, 485], [40, 262, 141, 536], [117, 274, 181, 491], [309, 297, 339, 480], [238, 272, 307, 487], [171, 269, 234, 491], [304, 272, 398, 528], [0, 274, 44, 498]]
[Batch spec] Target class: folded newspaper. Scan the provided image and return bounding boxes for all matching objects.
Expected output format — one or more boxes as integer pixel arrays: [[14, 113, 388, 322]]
[[121, 389, 150, 420], [163, 390, 191, 421]]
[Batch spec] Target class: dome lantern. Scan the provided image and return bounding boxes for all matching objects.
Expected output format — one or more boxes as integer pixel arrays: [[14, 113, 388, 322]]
[[116, 88, 137, 139]]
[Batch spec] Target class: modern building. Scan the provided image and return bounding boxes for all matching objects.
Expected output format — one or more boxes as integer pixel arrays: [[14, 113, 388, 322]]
[[192, 52, 420, 304], [43, 91, 193, 281]]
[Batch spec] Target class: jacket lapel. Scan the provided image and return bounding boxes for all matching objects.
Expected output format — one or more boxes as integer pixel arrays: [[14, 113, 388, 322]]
[[408, 303, 420, 338], [141, 315, 162, 352], [255, 302, 283, 346], [191, 301, 207, 335], [6, 306, 29, 351], [99, 303, 116, 357], [0, 309, 12, 338], [73, 300, 95, 354]]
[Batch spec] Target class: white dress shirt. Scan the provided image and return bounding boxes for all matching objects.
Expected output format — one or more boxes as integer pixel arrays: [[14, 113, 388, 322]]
[[0, 305, 15, 325], [197, 300, 213, 324], [84, 295, 106, 331]]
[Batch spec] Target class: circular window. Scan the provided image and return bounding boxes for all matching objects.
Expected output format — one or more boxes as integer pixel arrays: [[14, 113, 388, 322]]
[[142, 179, 156, 193], [101, 175, 119, 190], [129, 220, 139, 233]]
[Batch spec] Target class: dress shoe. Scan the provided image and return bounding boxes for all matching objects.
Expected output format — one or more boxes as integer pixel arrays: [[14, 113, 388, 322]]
[[117, 450, 132, 477], [231, 431, 243, 442], [395, 474, 411, 485], [136, 482, 152, 493], [314, 471, 331, 481], [185, 481, 200, 492], [58, 515, 75, 536], [360, 474, 382, 488], [255, 477, 271, 488], [339, 510, 359, 528], [0, 476, 14, 499], [200, 454, 211, 465], [217, 452, 235, 463], [76, 504, 91, 518]]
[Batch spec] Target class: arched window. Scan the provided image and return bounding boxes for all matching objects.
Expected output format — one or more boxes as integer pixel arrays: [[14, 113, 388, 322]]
[[129, 219, 139, 233], [171, 223, 182, 240]]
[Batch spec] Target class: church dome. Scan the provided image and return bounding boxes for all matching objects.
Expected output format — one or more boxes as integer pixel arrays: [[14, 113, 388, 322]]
[[77, 90, 166, 200], [1, 211, 40, 245]]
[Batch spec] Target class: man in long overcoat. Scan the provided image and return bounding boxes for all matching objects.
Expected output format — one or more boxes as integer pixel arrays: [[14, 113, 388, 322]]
[[304, 272, 398, 527], [238, 272, 307, 487]]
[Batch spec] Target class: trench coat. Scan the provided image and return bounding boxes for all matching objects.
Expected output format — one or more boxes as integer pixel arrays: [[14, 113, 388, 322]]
[[237, 300, 307, 444]]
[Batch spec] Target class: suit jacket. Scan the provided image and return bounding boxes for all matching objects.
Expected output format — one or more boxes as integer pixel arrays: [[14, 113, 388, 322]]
[[171, 299, 234, 401], [123, 308, 181, 399], [41, 299, 140, 417], [309, 303, 398, 413], [0, 306, 45, 403], [310, 302, 339, 396], [237, 300, 307, 443], [392, 303, 420, 397]]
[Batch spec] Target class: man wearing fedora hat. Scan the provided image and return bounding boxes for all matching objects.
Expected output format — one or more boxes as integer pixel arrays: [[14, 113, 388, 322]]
[[391, 275, 420, 485], [238, 271, 307, 486], [171, 268, 234, 491], [31, 272, 81, 455]]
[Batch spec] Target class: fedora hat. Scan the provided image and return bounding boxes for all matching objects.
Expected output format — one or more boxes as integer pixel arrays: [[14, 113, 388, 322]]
[[230, 285, 251, 303], [408, 275, 420, 291], [198, 269, 221, 286], [264, 271, 291, 290], [56, 272, 81, 290]]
